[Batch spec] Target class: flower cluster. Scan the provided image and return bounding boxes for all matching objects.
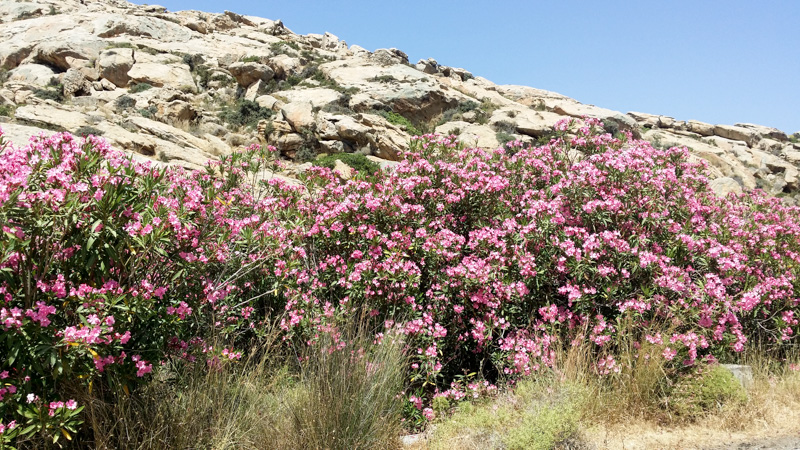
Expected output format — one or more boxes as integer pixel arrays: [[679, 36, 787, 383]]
[[2, 116, 800, 437]]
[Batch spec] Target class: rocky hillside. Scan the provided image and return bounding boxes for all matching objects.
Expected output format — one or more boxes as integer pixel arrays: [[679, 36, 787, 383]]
[[1, 0, 799, 200]]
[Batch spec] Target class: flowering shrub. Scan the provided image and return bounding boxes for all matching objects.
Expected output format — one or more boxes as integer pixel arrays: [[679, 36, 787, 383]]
[[0, 131, 294, 444], [2, 115, 800, 441]]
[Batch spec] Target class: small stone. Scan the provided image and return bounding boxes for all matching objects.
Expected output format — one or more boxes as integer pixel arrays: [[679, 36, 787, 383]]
[[721, 364, 753, 389]]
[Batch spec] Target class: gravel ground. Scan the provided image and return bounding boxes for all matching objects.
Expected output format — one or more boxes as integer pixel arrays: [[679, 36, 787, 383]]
[[705, 435, 800, 450]]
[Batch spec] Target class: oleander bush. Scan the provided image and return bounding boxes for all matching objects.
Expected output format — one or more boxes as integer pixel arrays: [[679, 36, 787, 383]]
[[2, 116, 800, 445]]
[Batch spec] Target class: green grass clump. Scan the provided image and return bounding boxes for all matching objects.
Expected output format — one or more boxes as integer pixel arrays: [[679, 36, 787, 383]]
[[668, 364, 747, 419], [270, 41, 300, 54], [0, 104, 14, 117], [369, 74, 397, 83], [115, 95, 136, 110], [313, 153, 381, 176], [496, 131, 516, 147], [34, 85, 65, 103], [380, 111, 422, 136], [219, 99, 274, 130], [129, 83, 153, 93], [438, 100, 479, 125], [138, 105, 158, 119], [74, 126, 104, 137], [430, 376, 587, 450]]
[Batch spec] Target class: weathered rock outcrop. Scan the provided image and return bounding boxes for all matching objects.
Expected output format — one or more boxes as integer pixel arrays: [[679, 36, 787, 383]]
[[0, 0, 797, 203]]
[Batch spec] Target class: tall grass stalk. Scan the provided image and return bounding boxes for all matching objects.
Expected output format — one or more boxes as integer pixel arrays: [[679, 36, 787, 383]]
[[284, 320, 408, 449]]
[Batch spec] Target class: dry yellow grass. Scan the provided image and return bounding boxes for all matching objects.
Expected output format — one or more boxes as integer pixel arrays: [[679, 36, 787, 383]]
[[413, 325, 800, 450]]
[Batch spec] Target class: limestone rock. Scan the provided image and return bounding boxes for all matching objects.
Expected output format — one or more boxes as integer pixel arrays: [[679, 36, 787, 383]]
[[553, 101, 639, 136], [371, 48, 408, 65], [279, 88, 342, 109], [709, 177, 743, 197], [687, 120, 715, 136], [98, 48, 134, 87], [227, 62, 275, 87], [321, 32, 346, 51], [31, 33, 106, 71], [128, 63, 195, 91], [416, 58, 439, 74], [267, 54, 302, 78], [94, 15, 193, 42], [319, 139, 345, 154], [62, 68, 88, 97], [14, 103, 89, 131], [435, 121, 500, 150], [7, 63, 55, 87], [0, 2, 45, 21], [255, 95, 284, 111], [735, 123, 788, 142], [332, 159, 354, 179], [627, 111, 660, 128], [281, 102, 315, 132], [714, 124, 759, 147]]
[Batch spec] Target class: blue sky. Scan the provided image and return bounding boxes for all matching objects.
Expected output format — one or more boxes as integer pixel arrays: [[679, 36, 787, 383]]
[[136, 0, 799, 133]]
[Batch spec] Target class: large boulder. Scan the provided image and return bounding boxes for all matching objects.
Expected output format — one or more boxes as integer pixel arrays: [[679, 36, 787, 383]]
[[98, 48, 134, 87], [687, 120, 715, 136], [279, 88, 342, 109], [709, 177, 743, 197], [552, 101, 639, 137], [734, 123, 788, 142], [281, 101, 315, 131], [227, 61, 274, 87], [31, 33, 106, 70], [0, 43, 34, 70], [94, 15, 194, 42], [713, 124, 759, 147], [435, 121, 500, 150], [127, 63, 195, 91], [267, 54, 302, 78], [7, 63, 55, 87], [61, 68, 89, 97], [14, 102, 89, 131]]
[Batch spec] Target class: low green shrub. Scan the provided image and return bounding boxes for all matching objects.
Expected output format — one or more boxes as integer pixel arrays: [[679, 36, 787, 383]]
[[0, 104, 14, 117], [668, 365, 747, 419], [115, 95, 136, 110], [380, 111, 422, 136], [369, 74, 397, 83], [218, 99, 274, 129], [138, 105, 158, 119], [74, 126, 104, 137], [496, 131, 516, 147], [439, 100, 479, 125], [430, 376, 587, 450], [34, 85, 65, 103], [270, 41, 300, 54], [129, 83, 153, 93], [294, 144, 317, 163], [313, 153, 381, 176]]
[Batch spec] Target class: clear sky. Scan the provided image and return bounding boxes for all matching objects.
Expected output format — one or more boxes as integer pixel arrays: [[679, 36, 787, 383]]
[[134, 0, 800, 133]]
